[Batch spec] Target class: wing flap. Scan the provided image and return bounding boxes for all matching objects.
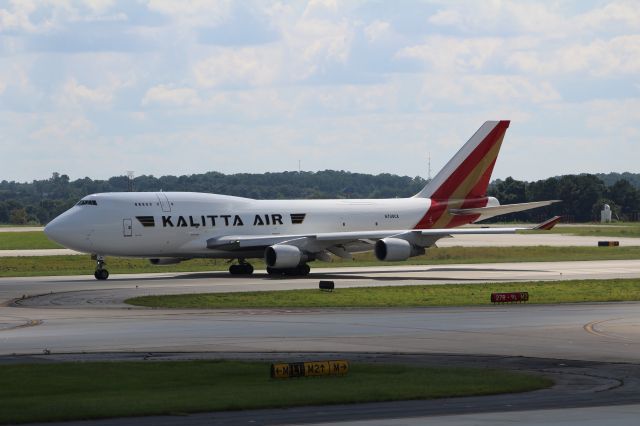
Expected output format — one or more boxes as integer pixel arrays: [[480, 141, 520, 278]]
[[449, 200, 560, 217]]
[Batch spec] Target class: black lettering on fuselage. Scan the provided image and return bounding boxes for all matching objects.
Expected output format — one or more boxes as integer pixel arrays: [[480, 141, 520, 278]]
[[162, 213, 285, 227]]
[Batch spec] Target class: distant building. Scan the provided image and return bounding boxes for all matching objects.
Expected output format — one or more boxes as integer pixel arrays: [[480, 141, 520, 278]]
[[601, 204, 612, 223]]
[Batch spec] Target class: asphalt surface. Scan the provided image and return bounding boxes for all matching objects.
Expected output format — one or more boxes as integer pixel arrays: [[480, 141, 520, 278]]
[[2, 260, 640, 425]]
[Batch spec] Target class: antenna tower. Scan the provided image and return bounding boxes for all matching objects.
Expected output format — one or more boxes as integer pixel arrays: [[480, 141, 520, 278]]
[[126, 171, 134, 192]]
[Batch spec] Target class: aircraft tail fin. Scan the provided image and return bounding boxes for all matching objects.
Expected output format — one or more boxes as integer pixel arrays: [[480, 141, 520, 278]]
[[414, 120, 510, 200]]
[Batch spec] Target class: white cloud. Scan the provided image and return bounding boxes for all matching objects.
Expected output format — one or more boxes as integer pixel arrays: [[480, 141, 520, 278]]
[[29, 113, 94, 141], [146, 0, 231, 26], [81, 0, 116, 13], [507, 35, 640, 76], [284, 18, 353, 79], [59, 79, 115, 106], [574, 1, 640, 34], [428, 2, 564, 36], [2, 1, 640, 182], [398, 36, 505, 73], [142, 85, 200, 107], [0, 0, 40, 32], [193, 46, 283, 88], [420, 74, 560, 105], [428, 1, 640, 38], [364, 20, 390, 43]]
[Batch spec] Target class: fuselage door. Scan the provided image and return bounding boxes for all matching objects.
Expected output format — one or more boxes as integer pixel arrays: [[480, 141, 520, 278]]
[[157, 193, 171, 212], [123, 218, 133, 237]]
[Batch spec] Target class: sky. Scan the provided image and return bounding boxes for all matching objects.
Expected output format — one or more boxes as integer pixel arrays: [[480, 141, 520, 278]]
[[1, 0, 639, 183]]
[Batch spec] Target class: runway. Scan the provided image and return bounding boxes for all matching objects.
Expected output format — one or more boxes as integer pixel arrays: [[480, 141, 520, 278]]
[[1, 260, 640, 360], [4, 259, 640, 306], [2, 260, 640, 424]]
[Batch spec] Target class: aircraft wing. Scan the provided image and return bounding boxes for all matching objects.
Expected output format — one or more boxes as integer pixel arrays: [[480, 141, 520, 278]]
[[449, 200, 560, 219], [205, 217, 560, 256]]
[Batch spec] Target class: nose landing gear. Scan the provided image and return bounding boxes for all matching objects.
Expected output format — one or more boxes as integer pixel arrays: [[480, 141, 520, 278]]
[[93, 255, 109, 280]]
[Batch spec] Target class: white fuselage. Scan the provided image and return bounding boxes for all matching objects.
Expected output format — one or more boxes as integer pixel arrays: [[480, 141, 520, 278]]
[[45, 192, 436, 258]]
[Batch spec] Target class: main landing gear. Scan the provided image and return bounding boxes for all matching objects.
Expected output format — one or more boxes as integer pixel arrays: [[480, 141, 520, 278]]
[[228, 259, 254, 275], [93, 255, 109, 280], [266, 263, 310, 277]]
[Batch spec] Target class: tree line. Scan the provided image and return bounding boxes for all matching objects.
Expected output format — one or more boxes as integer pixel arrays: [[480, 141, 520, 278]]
[[1, 171, 639, 224]]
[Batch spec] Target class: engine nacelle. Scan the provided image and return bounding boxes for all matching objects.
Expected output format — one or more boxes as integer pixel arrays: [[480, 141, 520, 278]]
[[265, 245, 304, 268], [149, 258, 183, 265], [374, 238, 425, 262]]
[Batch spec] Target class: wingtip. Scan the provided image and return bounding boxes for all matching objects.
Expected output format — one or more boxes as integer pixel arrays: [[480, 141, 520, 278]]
[[533, 215, 562, 230]]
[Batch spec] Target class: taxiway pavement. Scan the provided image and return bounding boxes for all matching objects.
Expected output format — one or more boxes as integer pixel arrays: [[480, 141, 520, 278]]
[[2, 260, 640, 425], [1, 260, 640, 361]]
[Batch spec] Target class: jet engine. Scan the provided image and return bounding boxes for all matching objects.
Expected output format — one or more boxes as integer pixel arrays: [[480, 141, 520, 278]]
[[149, 258, 183, 265], [374, 238, 425, 261], [265, 245, 305, 268]]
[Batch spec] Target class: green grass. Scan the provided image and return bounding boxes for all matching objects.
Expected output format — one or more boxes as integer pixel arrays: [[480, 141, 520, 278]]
[[127, 279, 640, 309], [2, 246, 640, 277], [0, 360, 551, 424], [528, 222, 640, 238], [0, 231, 62, 250]]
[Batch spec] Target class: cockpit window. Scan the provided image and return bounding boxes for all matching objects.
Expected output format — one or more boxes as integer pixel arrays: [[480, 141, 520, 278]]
[[76, 200, 97, 206]]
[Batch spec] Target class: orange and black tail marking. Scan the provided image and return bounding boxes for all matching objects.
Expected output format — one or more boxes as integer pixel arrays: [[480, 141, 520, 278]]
[[414, 120, 510, 229]]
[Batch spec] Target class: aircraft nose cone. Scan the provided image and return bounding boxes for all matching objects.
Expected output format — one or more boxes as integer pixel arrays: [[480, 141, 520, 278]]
[[44, 211, 91, 252], [44, 216, 67, 245]]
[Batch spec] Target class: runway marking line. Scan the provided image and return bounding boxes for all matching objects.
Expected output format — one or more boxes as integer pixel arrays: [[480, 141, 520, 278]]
[[583, 318, 634, 342], [0, 318, 43, 332]]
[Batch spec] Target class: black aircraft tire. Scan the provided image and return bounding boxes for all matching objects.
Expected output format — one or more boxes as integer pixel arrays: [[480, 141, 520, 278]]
[[94, 269, 109, 280], [230, 264, 254, 275], [266, 267, 280, 276], [298, 263, 311, 276]]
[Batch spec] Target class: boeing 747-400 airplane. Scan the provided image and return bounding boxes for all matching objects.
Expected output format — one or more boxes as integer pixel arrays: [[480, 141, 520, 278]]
[[44, 120, 560, 279]]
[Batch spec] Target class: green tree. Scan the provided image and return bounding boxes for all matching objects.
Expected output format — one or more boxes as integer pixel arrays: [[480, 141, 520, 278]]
[[9, 208, 28, 225], [607, 179, 640, 220]]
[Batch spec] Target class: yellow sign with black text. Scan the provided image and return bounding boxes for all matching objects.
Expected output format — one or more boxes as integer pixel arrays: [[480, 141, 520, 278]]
[[271, 360, 349, 379]]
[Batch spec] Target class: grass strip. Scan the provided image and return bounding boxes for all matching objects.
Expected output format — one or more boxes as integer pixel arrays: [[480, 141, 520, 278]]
[[2, 246, 640, 277], [0, 360, 551, 424], [526, 223, 640, 238], [0, 231, 62, 250], [127, 279, 640, 309]]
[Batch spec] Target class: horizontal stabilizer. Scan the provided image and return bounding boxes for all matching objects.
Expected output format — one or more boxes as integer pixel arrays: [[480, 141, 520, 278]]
[[449, 200, 560, 217], [532, 215, 561, 230]]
